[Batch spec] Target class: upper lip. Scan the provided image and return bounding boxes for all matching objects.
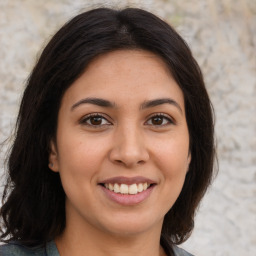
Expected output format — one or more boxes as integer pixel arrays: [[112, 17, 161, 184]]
[[99, 176, 156, 185]]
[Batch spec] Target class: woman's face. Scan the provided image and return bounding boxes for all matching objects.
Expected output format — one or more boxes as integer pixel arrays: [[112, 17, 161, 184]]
[[49, 50, 191, 237]]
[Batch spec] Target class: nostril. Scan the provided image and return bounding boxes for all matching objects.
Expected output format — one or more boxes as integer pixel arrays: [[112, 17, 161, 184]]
[[115, 160, 123, 164]]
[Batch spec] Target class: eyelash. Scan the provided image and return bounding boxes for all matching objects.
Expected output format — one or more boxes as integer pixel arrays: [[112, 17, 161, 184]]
[[79, 113, 175, 128], [145, 113, 175, 127], [79, 113, 112, 127]]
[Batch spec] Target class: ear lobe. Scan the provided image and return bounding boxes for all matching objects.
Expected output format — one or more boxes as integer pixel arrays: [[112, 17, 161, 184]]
[[187, 153, 191, 173], [188, 153, 191, 164], [49, 140, 59, 172]]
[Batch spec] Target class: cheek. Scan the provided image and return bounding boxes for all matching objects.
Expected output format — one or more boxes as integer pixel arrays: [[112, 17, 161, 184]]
[[56, 140, 105, 205], [58, 128, 107, 166], [153, 137, 189, 175], [56, 135, 108, 187], [153, 135, 189, 203], [155, 141, 189, 208]]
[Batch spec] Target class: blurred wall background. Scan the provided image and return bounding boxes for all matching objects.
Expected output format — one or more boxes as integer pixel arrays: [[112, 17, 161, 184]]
[[0, 0, 255, 255]]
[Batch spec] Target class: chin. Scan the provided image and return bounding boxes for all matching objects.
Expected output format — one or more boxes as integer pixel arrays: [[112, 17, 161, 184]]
[[99, 213, 163, 237]]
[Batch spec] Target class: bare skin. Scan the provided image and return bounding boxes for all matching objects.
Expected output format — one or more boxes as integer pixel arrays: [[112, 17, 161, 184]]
[[49, 49, 190, 256]]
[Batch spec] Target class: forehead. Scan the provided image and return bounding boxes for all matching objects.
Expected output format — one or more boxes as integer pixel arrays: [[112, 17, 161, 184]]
[[88, 49, 171, 75], [87, 50, 174, 86], [61, 49, 184, 109]]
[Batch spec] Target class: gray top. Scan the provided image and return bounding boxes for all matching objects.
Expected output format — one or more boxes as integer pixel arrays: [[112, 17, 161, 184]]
[[0, 241, 58, 256], [0, 241, 194, 256]]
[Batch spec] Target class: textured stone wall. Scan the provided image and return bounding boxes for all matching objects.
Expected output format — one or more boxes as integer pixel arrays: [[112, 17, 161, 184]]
[[0, 0, 255, 255]]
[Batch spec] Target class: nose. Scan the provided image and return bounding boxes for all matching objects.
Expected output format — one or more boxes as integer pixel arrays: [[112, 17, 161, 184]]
[[109, 125, 149, 168]]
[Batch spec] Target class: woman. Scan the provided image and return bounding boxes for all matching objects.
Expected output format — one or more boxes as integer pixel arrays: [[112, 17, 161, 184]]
[[0, 7, 215, 256]]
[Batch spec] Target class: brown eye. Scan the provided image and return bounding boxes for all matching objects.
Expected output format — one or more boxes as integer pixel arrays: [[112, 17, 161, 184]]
[[80, 114, 111, 127], [146, 114, 174, 126], [90, 116, 103, 125], [151, 116, 164, 125]]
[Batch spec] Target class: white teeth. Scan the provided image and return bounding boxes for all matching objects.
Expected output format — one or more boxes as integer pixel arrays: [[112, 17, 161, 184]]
[[104, 182, 150, 195], [137, 183, 143, 192], [120, 184, 129, 194], [128, 184, 137, 194], [109, 183, 114, 191], [114, 183, 120, 193]]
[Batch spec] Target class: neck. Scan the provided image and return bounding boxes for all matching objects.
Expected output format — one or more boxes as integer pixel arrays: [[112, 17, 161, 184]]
[[55, 215, 166, 256]]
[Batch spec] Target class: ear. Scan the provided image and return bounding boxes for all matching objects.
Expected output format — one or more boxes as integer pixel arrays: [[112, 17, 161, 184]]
[[187, 152, 191, 173], [49, 140, 59, 172]]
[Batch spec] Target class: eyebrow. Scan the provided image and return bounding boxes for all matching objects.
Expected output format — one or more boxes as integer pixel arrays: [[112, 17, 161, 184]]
[[71, 97, 115, 111], [71, 97, 182, 114], [141, 98, 183, 114]]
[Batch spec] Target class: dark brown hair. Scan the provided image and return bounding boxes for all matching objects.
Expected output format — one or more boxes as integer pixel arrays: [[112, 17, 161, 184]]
[[0, 7, 216, 253]]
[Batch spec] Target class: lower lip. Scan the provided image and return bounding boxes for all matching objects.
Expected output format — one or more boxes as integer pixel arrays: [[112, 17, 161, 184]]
[[100, 185, 155, 206]]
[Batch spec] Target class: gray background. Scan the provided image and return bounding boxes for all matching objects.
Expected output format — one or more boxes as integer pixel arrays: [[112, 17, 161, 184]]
[[0, 0, 255, 255]]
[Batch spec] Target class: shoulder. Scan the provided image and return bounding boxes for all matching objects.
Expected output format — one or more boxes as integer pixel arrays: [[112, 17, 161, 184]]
[[0, 240, 59, 256], [0, 242, 44, 256], [172, 245, 195, 256]]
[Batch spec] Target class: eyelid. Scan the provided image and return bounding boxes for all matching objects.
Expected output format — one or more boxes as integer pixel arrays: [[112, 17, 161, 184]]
[[79, 113, 113, 126], [145, 112, 175, 126]]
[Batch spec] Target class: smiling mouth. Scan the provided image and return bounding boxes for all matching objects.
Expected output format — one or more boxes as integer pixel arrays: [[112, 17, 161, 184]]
[[101, 183, 151, 195], [99, 176, 156, 197]]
